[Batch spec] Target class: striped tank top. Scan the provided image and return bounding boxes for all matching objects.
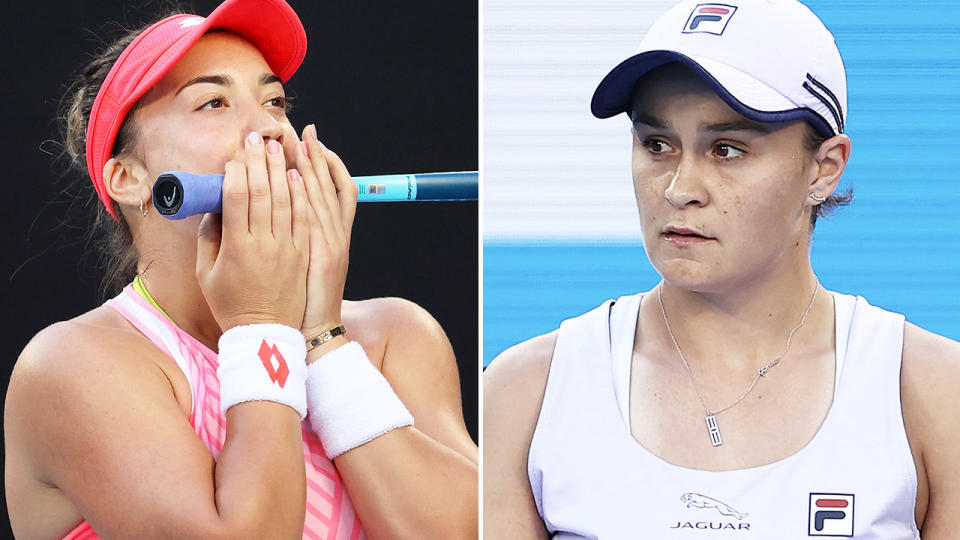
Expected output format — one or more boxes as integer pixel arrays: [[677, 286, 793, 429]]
[[62, 284, 366, 540]]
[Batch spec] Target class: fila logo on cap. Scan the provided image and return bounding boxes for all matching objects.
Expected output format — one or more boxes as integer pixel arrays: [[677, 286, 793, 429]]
[[808, 493, 854, 537], [682, 3, 738, 35], [179, 16, 204, 29]]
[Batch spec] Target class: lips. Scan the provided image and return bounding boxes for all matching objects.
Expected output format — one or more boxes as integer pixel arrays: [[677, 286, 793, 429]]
[[661, 226, 715, 245]]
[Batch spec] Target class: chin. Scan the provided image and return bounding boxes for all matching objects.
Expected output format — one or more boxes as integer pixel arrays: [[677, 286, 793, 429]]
[[650, 256, 727, 294]]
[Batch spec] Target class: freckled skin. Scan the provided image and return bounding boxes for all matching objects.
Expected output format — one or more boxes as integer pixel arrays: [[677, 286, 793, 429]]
[[629, 64, 819, 293]]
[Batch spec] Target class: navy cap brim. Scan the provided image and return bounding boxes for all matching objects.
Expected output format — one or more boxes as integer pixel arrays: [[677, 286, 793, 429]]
[[590, 50, 835, 138]]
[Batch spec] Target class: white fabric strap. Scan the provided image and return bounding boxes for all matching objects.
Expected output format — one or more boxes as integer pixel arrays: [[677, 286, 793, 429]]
[[217, 323, 308, 418], [306, 341, 414, 459]]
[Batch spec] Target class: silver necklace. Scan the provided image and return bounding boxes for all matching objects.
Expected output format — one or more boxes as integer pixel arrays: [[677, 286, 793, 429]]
[[657, 284, 819, 447]]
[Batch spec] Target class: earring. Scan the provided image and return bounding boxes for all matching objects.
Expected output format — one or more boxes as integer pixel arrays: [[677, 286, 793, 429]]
[[809, 193, 826, 203], [140, 199, 149, 216]]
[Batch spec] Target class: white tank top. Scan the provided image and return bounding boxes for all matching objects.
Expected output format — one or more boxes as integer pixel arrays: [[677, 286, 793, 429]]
[[528, 291, 920, 539]]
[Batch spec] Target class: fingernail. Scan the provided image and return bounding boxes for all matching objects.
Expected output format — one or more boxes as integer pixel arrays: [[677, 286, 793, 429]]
[[288, 169, 301, 182], [307, 124, 317, 141], [247, 132, 262, 145], [267, 139, 281, 155], [300, 140, 309, 157]]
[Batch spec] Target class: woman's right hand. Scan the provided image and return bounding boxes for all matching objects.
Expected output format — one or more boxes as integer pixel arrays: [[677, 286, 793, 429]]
[[196, 131, 310, 331], [293, 124, 358, 343]]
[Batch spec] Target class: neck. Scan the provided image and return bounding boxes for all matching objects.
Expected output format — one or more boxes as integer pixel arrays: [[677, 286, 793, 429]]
[[134, 223, 222, 351], [646, 262, 831, 374]]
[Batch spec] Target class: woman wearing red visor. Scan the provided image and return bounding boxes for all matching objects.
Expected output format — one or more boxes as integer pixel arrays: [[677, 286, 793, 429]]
[[4, 0, 477, 538]]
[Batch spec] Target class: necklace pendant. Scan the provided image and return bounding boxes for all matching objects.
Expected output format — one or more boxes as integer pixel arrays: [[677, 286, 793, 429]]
[[705, 414, 723, 447]]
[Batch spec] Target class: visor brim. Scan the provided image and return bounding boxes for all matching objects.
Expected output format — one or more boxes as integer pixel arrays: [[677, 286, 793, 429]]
[[590, 50, 834, 138]]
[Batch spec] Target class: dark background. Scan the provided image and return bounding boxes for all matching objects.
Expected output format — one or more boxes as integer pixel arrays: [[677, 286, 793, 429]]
[[1, 0, 477, 532]]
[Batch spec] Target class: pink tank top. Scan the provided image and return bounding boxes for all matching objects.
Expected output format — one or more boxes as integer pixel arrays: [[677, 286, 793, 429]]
[[62, 285, 366, 540]]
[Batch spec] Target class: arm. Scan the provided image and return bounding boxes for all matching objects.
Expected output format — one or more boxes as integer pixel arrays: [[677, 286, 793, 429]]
[[5, 322, 306, 540], [290, 125, 476, 538], [901, 322, 960, 538], [483, 331, 557, 540], [325, 298, 478, 540], [4, 129, 312, 539]]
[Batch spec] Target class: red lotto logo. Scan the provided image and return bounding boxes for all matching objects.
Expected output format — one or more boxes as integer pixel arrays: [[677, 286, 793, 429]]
[[258, 340, 290, 388], [808, 493, 854, 537]]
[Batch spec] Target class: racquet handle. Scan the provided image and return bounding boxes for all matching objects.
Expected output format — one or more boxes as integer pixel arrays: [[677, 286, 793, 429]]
[[153, 171, 477, 219]]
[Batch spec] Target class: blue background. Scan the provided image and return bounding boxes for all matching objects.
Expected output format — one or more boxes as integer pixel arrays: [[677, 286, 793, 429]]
[[484, 0, 960, 366]]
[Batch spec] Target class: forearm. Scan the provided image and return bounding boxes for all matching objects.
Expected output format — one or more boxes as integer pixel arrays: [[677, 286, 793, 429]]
[[302, 321, 477, 538], [334, 427, 478, 539], [212, 402, 306, 539]]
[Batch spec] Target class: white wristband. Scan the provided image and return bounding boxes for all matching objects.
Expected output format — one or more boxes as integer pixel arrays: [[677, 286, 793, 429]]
[[306, 341, 414, 458], [217, 323, 308, 419]]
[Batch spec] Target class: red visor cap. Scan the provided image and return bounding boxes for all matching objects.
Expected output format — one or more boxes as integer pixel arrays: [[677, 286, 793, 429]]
[[85, 0, 307, 221]]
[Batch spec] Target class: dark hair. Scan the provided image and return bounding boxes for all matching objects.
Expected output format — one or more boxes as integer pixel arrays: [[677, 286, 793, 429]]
[[57, 8, 185, 298], [803, 124, 853, 230]]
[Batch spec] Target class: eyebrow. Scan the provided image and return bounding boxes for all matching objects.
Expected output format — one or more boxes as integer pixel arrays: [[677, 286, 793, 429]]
[[260, 73, 283, 86], [176, 73, 283, 96], [630, 111, 668, 129], [704, 119, 776, 134], [631, 110, 776, 135]]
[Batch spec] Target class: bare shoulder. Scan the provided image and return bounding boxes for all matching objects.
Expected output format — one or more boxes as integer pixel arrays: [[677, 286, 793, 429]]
[[343, 297, 477, 458], [341, 297, 449, 370], [901, 322, 960, 450], [5, 309, 187, 537], [7, 308, 180, 457], [11, 307, 167, 396], [484, 330, 558, 405], [7, 316, 109, 455], [901, 322, 960, 413], [482, 331, 557, 540], [483, 329, 558, 446], [341, 296, 456, 392], [901, 322, 960, 536], [344, 296, 443, 329], [10, 307, 180, 405]]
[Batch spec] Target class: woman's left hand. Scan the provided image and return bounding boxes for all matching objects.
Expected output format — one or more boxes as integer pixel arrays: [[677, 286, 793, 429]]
[[288, 123, 359, 343]]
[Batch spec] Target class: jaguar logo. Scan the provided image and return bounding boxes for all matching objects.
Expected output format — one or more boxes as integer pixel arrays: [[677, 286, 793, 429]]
[[680, 492, 748, 520]]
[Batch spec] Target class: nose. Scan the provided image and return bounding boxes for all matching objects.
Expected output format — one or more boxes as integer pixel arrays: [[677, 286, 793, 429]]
[[255, 120, 284, 145], [245, 107, 285, 147], [664, 155, 709, 209]]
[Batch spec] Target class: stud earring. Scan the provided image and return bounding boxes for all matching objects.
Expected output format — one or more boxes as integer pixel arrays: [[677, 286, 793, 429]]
[[809, 193, 826, 203]]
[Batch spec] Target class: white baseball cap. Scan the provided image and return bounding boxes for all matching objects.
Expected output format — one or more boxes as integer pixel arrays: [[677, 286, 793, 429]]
[[591, 0, 847, 137]]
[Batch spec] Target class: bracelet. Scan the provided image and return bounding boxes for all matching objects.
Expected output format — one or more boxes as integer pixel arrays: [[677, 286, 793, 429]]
[[306, 324, 346, 351]]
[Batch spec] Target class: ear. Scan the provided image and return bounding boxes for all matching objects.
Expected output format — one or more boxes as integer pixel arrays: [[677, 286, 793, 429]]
[[102, 156, 152, 216], [808, 134, 852, 205]]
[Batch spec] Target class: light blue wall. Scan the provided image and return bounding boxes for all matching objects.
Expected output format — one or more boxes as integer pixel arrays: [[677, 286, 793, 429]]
[[483, 1, 960, 366]]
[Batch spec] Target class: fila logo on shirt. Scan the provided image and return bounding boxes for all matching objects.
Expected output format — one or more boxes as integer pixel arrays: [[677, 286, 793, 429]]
[[258, 339, 290, 388], [682, 3, 738, 35], [808, 493, 854, 537]]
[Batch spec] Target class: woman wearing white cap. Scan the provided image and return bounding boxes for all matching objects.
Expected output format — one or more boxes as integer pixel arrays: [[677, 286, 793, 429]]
[[4, 0, 477, 538], [485, 0, 958, 538]]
